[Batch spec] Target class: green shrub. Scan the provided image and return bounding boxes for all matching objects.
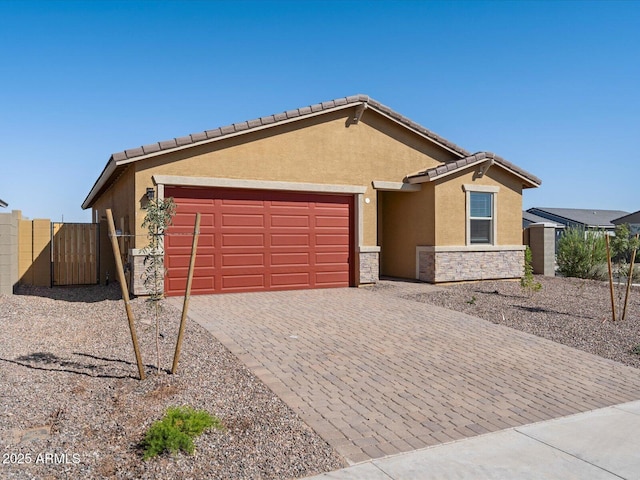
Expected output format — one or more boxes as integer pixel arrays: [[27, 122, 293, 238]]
[[557, 227, 607, 279], [142, 406, 223, 460], [521, 246, 542, 295]]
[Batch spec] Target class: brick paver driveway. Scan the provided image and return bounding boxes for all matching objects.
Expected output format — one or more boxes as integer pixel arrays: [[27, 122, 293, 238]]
[[171, 282, 640, 464]]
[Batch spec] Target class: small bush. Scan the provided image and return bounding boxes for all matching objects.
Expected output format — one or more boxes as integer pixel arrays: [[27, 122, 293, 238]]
[[143, 406, 223, 460], [557, 227, 607, 279], [521, 246, 542, 295]]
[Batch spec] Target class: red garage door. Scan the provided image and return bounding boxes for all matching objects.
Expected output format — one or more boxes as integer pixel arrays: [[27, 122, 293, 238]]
[[164, 187, 353, 296]]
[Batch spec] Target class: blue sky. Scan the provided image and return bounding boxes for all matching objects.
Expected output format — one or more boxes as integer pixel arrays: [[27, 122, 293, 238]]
[[1, 0, 638, 222]]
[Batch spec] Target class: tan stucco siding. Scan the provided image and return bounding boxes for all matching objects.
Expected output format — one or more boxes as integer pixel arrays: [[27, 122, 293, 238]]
[[379, 186, 435, 279], [132, 108, 459, 247], [92, 166, 136, 233], [433, 167, 523, 246], [91, 166, 136, 284]]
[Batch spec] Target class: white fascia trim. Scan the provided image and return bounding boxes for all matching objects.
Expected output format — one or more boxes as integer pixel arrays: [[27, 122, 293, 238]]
[[359, 245, 381, 253], [418, 245, 526, 253], [372, 180, 421, 192], [462, 184, 500, 193], [153, 175, 367, 195]]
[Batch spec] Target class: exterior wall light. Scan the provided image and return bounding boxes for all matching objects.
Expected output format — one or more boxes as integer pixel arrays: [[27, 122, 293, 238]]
[[146, 188, 155, 201]]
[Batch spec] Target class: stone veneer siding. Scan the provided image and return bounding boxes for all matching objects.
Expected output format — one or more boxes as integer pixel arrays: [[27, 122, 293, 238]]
[[129, 249, 163, 296], [418, 248, 524, 283], [359, 251, 379, 284]]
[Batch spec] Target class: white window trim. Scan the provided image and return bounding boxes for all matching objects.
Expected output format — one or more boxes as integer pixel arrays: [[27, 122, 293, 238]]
[[463, 184, 499, 246]]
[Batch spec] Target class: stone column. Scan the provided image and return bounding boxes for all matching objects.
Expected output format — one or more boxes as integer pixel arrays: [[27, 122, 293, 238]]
[[527, 222, 556, 276]]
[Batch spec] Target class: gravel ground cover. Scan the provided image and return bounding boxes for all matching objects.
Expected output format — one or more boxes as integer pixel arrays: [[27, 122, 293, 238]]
[[381, 275, 640, 369], [3, 276, 640, 479], [0, 284, 345, 480]]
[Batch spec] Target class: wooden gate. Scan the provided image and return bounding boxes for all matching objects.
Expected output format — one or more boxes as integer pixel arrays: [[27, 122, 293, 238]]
[[51, 223, 99, 286]]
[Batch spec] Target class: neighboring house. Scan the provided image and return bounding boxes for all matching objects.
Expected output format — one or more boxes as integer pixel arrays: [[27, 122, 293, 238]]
[[0, 199, 7, 208], [612, 210, 640, 235], [83, 94, 541, 296], [522, 210, 562, 229], [526, 207, 629, 233], [522, 210, 564, 253]]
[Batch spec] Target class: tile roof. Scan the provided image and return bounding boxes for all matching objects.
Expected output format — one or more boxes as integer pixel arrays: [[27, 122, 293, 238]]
[[110, 94, 471, 163], [527, 207, 630, 228], [522, 210, 562, 227], [406, 152, 541, 187], [82, 94, 541, 209]]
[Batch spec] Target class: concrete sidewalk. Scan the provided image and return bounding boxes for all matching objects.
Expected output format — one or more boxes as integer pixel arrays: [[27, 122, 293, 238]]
[[304, 400, 640, 479]]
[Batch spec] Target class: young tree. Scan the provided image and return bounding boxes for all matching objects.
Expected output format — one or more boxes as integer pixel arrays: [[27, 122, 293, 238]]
[[609, 224, 640, 320], [141, 196, 176, 373], [520, 246, 541, 296]]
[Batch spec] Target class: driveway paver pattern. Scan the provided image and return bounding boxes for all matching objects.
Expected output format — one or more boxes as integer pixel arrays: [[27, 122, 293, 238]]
[[171, 283, 640, 464]]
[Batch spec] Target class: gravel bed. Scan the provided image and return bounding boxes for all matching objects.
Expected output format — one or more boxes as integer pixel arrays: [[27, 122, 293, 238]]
[[377, 275, 640, 369], [0, 284, 346, 480], [3, 276, 639, 479]]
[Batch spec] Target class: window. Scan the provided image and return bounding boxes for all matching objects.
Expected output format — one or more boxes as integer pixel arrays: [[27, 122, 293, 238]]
[[464, 185, 498, 245], [469, 192, 493, 244]]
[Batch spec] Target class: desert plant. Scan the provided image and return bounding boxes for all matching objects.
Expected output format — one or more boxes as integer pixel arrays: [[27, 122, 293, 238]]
[[607, 224, 640, 320], [556, 227, 607, 279], [520, 246, 542, 295], [142, 406, 223, 460], [141, 196, 176, 373]]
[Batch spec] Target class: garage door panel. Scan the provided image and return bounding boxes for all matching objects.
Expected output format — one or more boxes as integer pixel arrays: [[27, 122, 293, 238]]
[[271, 234, 310, 246], [166, 276, 215, 295], [165, 187, 353, 295], [271, 272, 310, 287], [221, 198, 264, 207], [167, 234, 200, 248], [171, 265, 217, 277], [168, 254, 215, 269], [315, 252, 349, 264], [315, 271, 350, 285], [222, 274, 265, 290], [222, 213, 264, 227], [190, 277, 216, 291], [271, 252, 310, 266], [316, 216, 349, 228], [316, 234, 350, 246], [270, 215, 310, 227], [270, 200, 313, 208], [222, 253, 265, 267], [222, 233, 265, 247]]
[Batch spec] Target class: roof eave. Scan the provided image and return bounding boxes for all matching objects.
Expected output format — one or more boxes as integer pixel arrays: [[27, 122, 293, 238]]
[[407, 159, 541, 189], [82, 102, 362, 209], [83, 96, 476, 209], [81, 157, 117, 210], [366, 107, 467, 158]]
